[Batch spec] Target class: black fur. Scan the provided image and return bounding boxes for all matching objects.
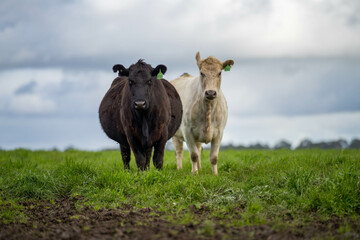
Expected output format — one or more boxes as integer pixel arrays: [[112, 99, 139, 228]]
[[113, 64, 129, 76], [99, 60, 182, 170]]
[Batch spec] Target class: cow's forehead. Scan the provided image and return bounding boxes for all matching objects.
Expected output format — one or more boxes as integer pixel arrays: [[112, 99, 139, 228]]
[[128, 60, 153, 80], [129, 69, 151, 80], [199, 57, 222, 72]]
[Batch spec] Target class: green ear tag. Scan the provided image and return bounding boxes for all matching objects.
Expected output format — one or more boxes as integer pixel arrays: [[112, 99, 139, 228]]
[[157, 69, 163, 79], [225, 65, 231, 71]]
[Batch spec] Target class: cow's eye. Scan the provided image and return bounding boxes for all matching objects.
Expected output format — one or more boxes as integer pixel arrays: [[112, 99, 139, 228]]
[[218, 72, 222, 77], [200, 72, 205, 78], [129, 80, 134, 86], [147, 79, 152, 85]]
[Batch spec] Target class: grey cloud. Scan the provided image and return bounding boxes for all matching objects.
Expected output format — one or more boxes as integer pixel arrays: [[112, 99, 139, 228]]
[[317, 0, 360, 26], [14, 80, 37, 95], [1, 0, 360, 71], [3, 58, 360, 119]]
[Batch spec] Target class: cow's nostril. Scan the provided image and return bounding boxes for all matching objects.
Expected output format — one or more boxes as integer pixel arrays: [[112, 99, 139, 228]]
[[135, 100, 145, 105], [205, 90, 217, 99], [134, 100, 146, 109]]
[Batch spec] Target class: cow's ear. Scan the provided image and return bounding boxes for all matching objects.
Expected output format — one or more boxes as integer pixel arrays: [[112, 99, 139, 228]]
[[113, 64, 129, 76], [222, 60, 234, 70], [196, 51, 202, 67], [152, 64, 167, 77]]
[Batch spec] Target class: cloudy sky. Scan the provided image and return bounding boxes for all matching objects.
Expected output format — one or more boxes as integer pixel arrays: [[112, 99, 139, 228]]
[[0, 0, 359, 150]]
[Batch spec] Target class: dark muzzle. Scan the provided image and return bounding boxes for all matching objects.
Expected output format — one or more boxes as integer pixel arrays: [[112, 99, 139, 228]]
[[205, 90, 217, 100], [134, 100, 147, 110]]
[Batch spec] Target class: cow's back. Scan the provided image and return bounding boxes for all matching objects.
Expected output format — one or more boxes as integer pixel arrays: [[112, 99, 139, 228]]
[[99, 77, 127, 144], [170, 73, 200, 112]]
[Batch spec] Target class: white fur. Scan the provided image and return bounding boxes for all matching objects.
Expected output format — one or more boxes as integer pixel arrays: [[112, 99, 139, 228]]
[[171, 74, 228, 175]]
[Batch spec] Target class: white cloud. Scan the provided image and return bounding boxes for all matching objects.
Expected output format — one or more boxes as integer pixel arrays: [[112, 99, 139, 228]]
[[0, 68, 63, 96], [86, 0, 135, 14], [0, 68, 63, 113], [219, 0, 360, 58], [9, 94, 56, 114], [0, 68, 114, 115]]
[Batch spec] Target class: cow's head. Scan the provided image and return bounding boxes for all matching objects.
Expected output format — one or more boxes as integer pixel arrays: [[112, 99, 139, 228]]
[[113, 60, 167, 111], [195, 51, 234, 101]]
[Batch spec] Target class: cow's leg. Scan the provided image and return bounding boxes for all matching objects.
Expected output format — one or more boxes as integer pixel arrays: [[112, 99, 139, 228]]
[[145, 148, 152, 170], [184, 136, 200, 174], [189, 144, 201, 174], [196, 142, 202, 170], [153, 136, 167, 170], [172, 136, 183, 170], [133, 150, 147, 171], [210, 136, 222, 176], [126, 134, 147, 170], [120, 144, 131, 170]]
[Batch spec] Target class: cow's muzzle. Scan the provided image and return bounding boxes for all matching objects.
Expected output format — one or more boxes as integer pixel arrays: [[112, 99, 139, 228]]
[[134, 100, 147, 110], [205, 90, 217, 100]]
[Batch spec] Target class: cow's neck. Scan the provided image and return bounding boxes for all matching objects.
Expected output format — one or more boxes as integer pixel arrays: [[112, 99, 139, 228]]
[[201, 98, 216, 139]]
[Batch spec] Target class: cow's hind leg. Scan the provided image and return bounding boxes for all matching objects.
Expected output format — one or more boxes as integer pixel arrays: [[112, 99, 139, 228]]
[[120, 144, 131, 170], [172, 136, 183, 170]]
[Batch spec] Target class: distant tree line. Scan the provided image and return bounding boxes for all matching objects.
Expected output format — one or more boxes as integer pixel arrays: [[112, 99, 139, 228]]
[[39, 138, 360, 151], [220, 138, 360, 150]]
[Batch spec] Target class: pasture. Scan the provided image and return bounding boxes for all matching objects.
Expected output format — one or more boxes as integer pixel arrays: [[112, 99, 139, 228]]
[[0, 148, 359, 239]]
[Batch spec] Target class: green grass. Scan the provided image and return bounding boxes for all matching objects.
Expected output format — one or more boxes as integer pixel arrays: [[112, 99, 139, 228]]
[[0, 148, 359, 226]]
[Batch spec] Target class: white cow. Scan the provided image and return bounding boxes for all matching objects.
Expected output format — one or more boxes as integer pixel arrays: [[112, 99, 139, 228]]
[[171, 52, 234, 175]]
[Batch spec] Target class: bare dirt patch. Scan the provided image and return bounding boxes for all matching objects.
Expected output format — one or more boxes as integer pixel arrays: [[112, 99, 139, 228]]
[[1, 198, 359, 240]]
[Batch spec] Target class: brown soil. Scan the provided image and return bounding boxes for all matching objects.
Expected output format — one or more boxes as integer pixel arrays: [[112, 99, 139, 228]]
[[1, 197, 359, 240]]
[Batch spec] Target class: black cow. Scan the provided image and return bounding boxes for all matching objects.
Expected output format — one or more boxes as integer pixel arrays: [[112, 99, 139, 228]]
[[99, 60, 182, 170]]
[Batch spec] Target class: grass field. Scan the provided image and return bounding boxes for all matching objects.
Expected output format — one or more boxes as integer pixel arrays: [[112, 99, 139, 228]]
[[1, 148, 360, 239]]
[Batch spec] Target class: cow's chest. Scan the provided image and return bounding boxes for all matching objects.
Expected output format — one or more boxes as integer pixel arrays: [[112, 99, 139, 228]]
[[129, 118, 165, 148], [192, 127, 213, 144], [189, 112, 219, 144]]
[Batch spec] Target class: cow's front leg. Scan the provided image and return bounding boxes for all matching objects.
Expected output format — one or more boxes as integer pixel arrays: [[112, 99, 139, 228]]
[[210, 135, 222, 176], [153, 135, 168, 170], [133, 150, 147, 171], [185, 135, 201, 174], [196, 142, 202, 170], [120, 143, 131, 170], [127, 135, 147, 170], [145, 148, 152, 170]]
